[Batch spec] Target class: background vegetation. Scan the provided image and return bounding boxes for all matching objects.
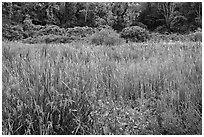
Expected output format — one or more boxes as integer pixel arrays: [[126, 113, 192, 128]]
[[2, 2, 202, 42]]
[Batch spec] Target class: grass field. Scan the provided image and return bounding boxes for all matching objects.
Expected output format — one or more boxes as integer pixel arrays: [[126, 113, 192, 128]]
[[2, 40, 202, 135]]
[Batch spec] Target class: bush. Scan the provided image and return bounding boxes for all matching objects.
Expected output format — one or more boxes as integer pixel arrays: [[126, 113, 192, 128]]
[[168, 33, 189, 41], [188, 28, 202, 42], [96, 25, 113, 31], [66, 26, 96, 38], [154, 25, 170, 34], [134, 22, 147, 29], [120, 26, 150, 42], [23, 34, 81, 44], [36, 25, 66, 36], [149, 32, 167, 42], [2, 24, 26, 41], [89, 28, 122, 46], [22, 25, 95, 44], [149, 32, 197, 42], [22, 17, 46, 38]]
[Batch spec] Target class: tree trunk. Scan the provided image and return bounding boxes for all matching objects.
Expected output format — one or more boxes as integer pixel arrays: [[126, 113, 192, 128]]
[[9, 2, 13, 20]]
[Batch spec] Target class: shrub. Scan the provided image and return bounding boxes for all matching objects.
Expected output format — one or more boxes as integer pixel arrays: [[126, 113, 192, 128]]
[[23, 25, 95, 44], [22, 25, 89, 44], [23, 17, 65, 38], [2, 24, 26, 41], [120, 26, 150, 42], [149, 32, 167, 42], [36, 25, 66, 36], [154, 25, 169, 34], [95, 17, 107, 27], [66, 26, 96, 37], [89, 28, 122, 46], [188, 28, 202, 42], [134, 22, 147, 29], [175, 24, 189, 34], [22, 17, 46, 38], [149, 32, 191, 42], [96, 25, 113, 31], [23, 34, 81, 44], [168, 33, 191, 42]]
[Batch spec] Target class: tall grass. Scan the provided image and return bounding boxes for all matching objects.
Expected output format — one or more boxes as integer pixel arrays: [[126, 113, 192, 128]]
[[2, 40, 202, 135]]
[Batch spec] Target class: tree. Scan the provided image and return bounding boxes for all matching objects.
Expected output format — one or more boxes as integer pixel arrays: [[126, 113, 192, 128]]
[[8, 2, 13, 20], [2, 2, 202, 33], [62, 2, 77, 28], [110, 2, 130, 31], [123, 2, 142, 27], [189, 2, 202, 28], [156, 2, 187, 33], [137, 3, 160, 31]]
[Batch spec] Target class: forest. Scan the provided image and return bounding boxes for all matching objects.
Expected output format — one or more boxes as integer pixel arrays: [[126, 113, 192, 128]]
[[2, 2, 202, 135], [2, 2, 202, 43], [2, 2, 202, 31]]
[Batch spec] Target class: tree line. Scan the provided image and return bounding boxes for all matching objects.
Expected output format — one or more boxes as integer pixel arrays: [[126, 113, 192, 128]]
[[2, 2, 202, 34]]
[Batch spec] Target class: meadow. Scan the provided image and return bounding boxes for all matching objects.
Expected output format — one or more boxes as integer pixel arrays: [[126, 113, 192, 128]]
[[2, 40, 202, 135]]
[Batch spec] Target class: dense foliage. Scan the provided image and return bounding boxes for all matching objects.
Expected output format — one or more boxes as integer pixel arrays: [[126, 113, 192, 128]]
[[66, 26, 96, 37], [90, 28, 122, 46], [121, 26, 150, 42], [2, 23, 25, 40], [2, 2, 202, 36]]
